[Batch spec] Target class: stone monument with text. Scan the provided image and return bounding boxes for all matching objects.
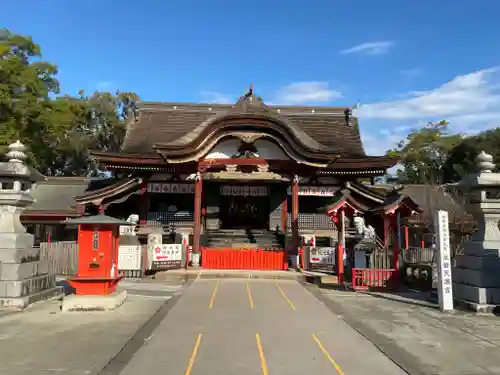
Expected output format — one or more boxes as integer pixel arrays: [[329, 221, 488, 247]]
[[0, 141, 62, 308], [452, 151, 500, 312]]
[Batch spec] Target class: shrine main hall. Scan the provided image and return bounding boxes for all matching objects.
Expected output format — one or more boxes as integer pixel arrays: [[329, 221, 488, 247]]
[[69, 87, 419, 265]]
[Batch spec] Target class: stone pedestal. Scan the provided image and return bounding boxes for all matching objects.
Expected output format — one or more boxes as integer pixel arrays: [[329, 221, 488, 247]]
[[451, 151, 500, 312], [0, 141, 62, 309], [62, 291, 127, 312]]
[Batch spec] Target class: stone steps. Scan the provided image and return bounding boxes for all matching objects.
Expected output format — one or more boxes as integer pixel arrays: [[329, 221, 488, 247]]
[[204, 229, 283, 249]]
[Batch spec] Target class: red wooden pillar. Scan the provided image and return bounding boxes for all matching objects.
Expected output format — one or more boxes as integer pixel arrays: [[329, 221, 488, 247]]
[[383, 214, 389, 247], [336, 209, 345, 284], [191, 172, 203, 268], [392, 213, 400, 281], [404, 226, 409, 249], [281, 193, 289, 269], [383, 213, 390, 271], [139, 181, 148, 225], [291, 176, 299, 256]]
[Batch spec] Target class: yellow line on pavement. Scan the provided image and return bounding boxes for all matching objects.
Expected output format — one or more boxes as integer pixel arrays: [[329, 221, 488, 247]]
[[208, 280, 219, 309], [184, 333, 203, 375], [255, 333, 269, 375], [312, 334, 345, 375], [275, 282, 296, 310], [246, 282, 255, 309]]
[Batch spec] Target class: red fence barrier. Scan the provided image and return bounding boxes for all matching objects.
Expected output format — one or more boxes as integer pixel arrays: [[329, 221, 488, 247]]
[[352, 268, 396, 290], [200, 248, 287, 270]]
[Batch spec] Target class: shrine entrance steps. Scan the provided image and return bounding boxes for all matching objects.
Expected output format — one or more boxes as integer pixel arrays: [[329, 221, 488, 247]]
[[154, 269, 303, 282], [203, 229, 284, 250]]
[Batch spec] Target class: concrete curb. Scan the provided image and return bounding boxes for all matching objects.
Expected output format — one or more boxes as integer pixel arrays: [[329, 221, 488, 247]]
[[302, 281, 426, 375]]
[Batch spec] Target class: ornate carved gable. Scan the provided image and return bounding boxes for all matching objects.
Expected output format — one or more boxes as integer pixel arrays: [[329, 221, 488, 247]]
[[204, 137, 290, 161]]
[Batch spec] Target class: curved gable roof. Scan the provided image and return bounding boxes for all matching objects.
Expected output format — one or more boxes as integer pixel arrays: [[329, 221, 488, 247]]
[[120, 90, 366, 157]]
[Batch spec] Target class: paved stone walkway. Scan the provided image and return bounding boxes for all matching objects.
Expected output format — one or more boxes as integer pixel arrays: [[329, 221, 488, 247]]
[[0, 281, 185, 375], [116, 279, 406, 375], [307, 284, 500, 375]]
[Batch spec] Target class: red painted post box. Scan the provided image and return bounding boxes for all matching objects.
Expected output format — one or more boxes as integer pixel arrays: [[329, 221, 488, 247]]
[[63, 215, 133, 296]]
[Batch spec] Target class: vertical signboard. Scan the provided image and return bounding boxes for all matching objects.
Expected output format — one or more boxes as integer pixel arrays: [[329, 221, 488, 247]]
[[118, 245, 142, 270], [434, 210, 454, 311]]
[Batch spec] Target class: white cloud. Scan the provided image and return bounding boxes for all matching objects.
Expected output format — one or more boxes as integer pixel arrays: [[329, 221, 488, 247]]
[[198, 82, 342, 106], [340, 41, 395, 56], [271, 82, 343, 105], [199, 91, 233, 104], [362, 132, 402, 156], [356, 67, 500, 155], [356, 68, 500, 121]]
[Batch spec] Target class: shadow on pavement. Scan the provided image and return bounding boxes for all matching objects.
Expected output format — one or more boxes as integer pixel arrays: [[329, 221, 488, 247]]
[[361, 290, 439, 309], [56, 279, 75, 295], [315, 281, 440, 309]]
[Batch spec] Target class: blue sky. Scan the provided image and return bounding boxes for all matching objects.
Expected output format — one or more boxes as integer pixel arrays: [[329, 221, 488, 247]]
[[3, 0, 500, 156]]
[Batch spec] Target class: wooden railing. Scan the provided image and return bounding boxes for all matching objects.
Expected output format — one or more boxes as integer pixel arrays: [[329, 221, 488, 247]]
[[146, 211, 194, 227], [39, 241, 149, 278], [352, 268, 396, 290], [40, 241, 79, 276], [287, 213, 336, 231], [401, 246, 436, 265]]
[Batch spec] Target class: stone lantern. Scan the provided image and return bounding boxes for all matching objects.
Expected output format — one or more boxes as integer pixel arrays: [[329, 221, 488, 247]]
[[452, 151, 500, 312], [0, 141, 61, 308]]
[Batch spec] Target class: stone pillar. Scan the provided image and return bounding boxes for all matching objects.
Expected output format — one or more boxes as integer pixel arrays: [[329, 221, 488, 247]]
[[452, 151, 500, 312], [192, 172, 203, 258], [0, 141, 61, 309]]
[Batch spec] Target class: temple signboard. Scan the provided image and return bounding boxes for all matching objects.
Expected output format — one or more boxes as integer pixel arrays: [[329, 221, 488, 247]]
[[220, 185, 268, 197], [150, 244, 183, 270], [309, 247, 337, 266], [147, 183, 195, 194], [287, 186, 338, 196]]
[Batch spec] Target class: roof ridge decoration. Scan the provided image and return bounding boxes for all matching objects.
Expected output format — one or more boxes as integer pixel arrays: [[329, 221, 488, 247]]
[[152, 86, 341, 167]]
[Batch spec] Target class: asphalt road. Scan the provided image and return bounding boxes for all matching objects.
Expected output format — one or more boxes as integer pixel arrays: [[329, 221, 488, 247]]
[[117, 279, 406, 375]]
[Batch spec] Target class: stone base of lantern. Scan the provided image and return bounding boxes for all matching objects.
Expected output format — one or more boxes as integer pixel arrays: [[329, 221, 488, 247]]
[[0, 283, 64, 309], [452, 241, 500, 313], [0, 235, 63, 309], [61, 290, 128, 312], [453, 290, 500, 313]]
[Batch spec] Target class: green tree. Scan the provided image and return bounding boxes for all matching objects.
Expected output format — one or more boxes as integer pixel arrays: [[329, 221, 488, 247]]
[[386, 120, 463, 184], [51, 90, 138, 176], [442, 128, 500, 182], [0, 29, 138, 176], [0, 29, 62, 170]]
